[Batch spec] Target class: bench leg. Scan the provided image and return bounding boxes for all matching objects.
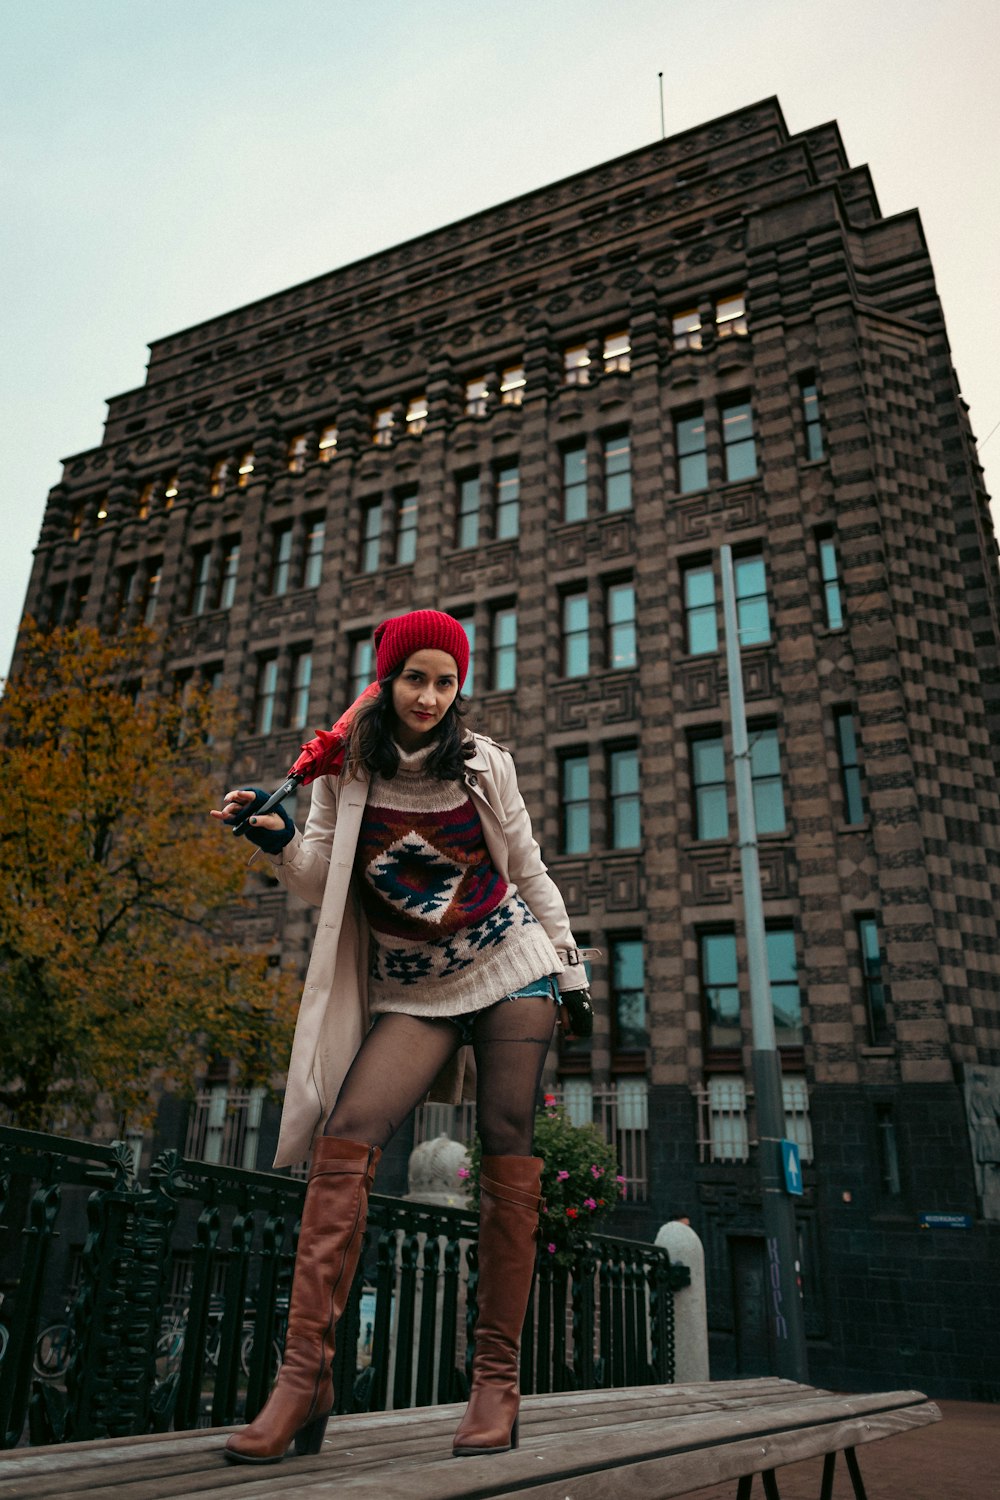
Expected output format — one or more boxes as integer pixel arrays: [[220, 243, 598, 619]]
[[845, 1447, 869, 1500], [820, 1451, 837, 1500], [762, 1472, 783, 1500], [736, 1477, 754, 1499]]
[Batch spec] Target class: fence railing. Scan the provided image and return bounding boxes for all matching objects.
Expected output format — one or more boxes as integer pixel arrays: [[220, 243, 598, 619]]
[[692, 1076, 814, 1164], [0, 1125, 687, 1449]]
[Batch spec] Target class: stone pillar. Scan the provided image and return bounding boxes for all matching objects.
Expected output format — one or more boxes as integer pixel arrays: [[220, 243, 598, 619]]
[[655, 1220, 710, 1382]]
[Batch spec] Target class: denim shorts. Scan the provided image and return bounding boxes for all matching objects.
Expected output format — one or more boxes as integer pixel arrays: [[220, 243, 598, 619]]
[[448, 974, 560, 1046]]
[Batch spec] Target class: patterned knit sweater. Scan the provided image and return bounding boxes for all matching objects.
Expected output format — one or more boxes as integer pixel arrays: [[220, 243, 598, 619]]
[[356, 743, 561, 1017]]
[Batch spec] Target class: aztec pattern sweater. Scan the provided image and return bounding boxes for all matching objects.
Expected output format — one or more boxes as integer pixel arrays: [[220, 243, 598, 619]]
[[356, 744, 561, 1016]]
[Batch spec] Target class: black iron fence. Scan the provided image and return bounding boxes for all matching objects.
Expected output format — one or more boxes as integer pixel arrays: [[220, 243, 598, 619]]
[[0, 1125, 688, 1448]]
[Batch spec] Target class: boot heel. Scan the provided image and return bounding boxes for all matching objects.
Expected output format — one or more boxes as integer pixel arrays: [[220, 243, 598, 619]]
[[510, 1414, 519, 1450], [294, 1412, 330, 1456]]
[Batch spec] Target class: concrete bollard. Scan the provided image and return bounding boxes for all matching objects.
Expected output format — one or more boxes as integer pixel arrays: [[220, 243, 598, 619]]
[[655, 1220, 710, 1382]]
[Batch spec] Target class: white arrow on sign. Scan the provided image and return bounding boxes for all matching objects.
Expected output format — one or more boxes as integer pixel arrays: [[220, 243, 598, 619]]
[[785, 1146, 800, 1188]]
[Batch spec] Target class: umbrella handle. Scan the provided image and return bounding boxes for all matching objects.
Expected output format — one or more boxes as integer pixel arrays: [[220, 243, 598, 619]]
[[228, 773, 304, 836]]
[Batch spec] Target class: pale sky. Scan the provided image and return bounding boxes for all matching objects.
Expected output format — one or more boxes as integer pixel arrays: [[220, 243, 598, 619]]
[[3, 0, 998, 678]]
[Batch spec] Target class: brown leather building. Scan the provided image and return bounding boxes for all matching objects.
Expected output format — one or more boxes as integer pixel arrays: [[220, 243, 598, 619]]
[[22, 97, 1000, 1398]]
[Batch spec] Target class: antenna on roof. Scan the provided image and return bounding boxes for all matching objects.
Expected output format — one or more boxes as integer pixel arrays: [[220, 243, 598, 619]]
[[658, 72, 665, 140]]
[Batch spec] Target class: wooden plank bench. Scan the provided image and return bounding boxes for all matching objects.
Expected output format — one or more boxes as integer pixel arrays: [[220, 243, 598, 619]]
[[0, 1379, 940, 1500]]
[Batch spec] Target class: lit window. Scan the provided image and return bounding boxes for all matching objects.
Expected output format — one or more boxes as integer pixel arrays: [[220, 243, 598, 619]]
[[318, 424, 338, 462], [406, 395, 428, 436], [603, 330, 631, 373], [684, 563, 717, 654], [373, 407, 394, 447], [604, 430, 631, 512], [137, 482, 155, 520], [692, 734, 728, 840], [209, 458, 231, 497], [716, 294, 748, 338], [302, 515, 325, 590], [562, 443, 587, 522], [495, 463, 520, 540], [270, 525, 293, 596], [287, 434, 308, 474], [611, 937, 646, 1051], [254, 656, 279, 736], [96, 501, 109, 522], [607, 581, 636, 669], [675, 409, 708, 493], [563, 344, 591, 386], [500, 365, 525, 406], [801, 378, 824, 461], [560, 754, 590, 854], [217, 540, 240, 610], [767, 928, 801, 1045], [834, 709, 865, 824], [360, 500, 382, 573], [562, 591, 589, 677], [395, 489, 419, 566], [818, 531, 843, 629], [465, 377, 490, 417], [350, 637, 374, 700], [164, 474, 179, 508], [608, 746, 641, 848], [143, 561, 162, 627], [289, 650, 313, 730], [189, 548, 212, 617], [70, 507, 85, 540], [456, 475, 480, 549], [722, 398, 757, 482], [702, 930, 739, 1048], [672, 309, 702, 351], [858, 918, 889, 1045], [490, 606, 517, 691], [734, 553, 770, 645], [237, 450, 255, 487], [750, 725, 786, 834]]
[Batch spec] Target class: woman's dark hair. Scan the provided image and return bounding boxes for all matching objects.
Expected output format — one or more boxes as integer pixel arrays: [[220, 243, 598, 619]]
[[343, 662, 473, 781]]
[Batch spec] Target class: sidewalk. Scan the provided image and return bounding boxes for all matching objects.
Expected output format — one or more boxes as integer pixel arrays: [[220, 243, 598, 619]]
[[682, 1400, 1000, 1499]]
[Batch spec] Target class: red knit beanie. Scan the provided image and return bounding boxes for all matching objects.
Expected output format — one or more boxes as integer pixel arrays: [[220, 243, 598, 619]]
[[373, 610, 470, 688]]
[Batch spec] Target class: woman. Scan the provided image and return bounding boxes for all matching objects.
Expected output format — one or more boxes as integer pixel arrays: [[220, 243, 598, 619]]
[[211, 608, 592, 1465]]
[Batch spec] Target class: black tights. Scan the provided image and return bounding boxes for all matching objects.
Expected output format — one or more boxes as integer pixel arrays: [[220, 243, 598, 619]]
[[323, 996, 556, 1156]]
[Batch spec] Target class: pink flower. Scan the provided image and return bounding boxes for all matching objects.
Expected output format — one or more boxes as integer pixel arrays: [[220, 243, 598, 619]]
[[616, 1174, 626, 1186], [546, 1242, 556, 1254], [590, 1165, 603, 1179], [457, 1167, 469, 1179], [584, 1197, 597, 1211], [556, 1169, 570, 1181]]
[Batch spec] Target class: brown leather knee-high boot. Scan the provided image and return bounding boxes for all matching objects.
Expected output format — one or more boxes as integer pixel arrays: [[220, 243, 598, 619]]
[[452, 1154, 543, 1457], [224, 1136, 380, 1465]]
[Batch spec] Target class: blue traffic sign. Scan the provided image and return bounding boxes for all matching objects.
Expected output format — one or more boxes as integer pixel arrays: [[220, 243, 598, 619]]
[[781, 1140, 803, 1196]]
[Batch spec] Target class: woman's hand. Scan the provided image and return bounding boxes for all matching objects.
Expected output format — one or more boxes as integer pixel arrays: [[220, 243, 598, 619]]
[[209, 788, 287, 833]]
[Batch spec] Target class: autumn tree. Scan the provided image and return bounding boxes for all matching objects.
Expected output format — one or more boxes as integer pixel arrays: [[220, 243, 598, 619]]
[[0, 622, 298, 1131]]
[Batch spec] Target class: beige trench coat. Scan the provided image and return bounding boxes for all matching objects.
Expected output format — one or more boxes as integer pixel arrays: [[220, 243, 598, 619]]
[[262, 734, 587, 1168]]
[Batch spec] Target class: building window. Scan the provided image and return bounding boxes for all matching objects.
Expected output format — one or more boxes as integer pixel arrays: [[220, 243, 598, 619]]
[[164, 474, 179, 507], [495, 462, 520, 540], [114, 565, 138, 630], [750, 725, 786, 834], [286, 434, 308, 474], [372, 407, 394, 446], [318, 423, 338, 461], [701, 930, 740, 1049], [189, 547, 212, 617], [395, 488, 419, 566], [692, 733, 728, 840], [606, 581, 636, 669], [562, 591, 589, 677], [562, 442, 587, 522], [217, 540, 240, 610], [270, 524, 294, 596], [406, 395, 428, 436], [452, 613, 476, 696], [465, 377, 489, 417], [560, 754, 590, 854], [302, 515, 325, 589], [288, 649, 313, 730], [767, 927, 801, 1045], [818, 530, 843, 629], [858, 917, 889, 1045], [608, 746, 641, 848], [96, 499, 109, 522], [684, 562, 718, 654], [672, 308, 702, 351], [604, 430, 632, 512], [237, 450, 255, 488], [716, 294, 748, 338], [500, 364, 525, 405], [490, 606, 517, 691], [721, 397, 757, 482], [456, 474, 480, 549], [610, 937, 646, 1052], [360, 499, 382, 573], [734, 552, 770, 645], [350, 636, 374, 700], [675, 409, 708, 493], [603, 329, 631, 373], [563, 344, 591, 385], [801, 378, 824, 461], [68, 576, 90, 624], [143, 560, 162, 626], [875, 1103, 901, 1196], [209, 458, 232, 497], [254, 656, 279, 736], [137, 481, 154, 520], [70, 506, 85, 541], [834, 708, 865, 824]]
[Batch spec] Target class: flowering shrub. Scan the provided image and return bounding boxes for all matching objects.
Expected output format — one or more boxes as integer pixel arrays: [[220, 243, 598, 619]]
[[466, 1094, 623, 1268]]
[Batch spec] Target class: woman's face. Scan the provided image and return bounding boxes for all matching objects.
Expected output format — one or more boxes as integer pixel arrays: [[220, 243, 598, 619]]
[[390, 649, 460, 750]]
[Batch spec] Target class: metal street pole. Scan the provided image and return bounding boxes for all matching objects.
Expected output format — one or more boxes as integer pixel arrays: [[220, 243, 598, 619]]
[[720, 545, 809, 1382]]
